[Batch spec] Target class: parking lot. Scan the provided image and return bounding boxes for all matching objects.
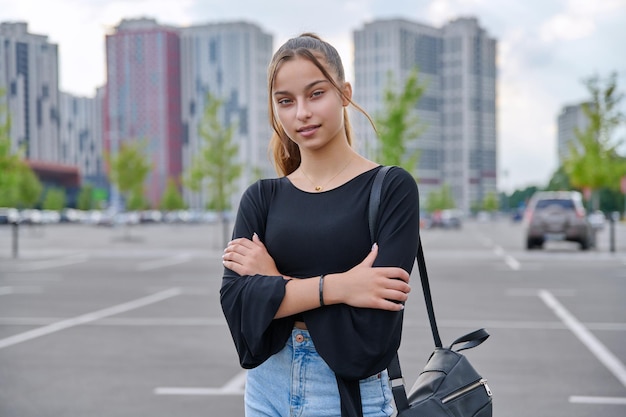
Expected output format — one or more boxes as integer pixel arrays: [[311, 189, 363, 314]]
[[1, 219, 625, 416]]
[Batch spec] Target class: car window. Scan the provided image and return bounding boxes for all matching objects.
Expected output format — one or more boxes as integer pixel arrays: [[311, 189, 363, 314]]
[[534, 199, 575, 210]]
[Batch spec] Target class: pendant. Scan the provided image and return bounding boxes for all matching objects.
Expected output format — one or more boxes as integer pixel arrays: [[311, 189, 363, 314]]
[[315, 186, 322, 191]]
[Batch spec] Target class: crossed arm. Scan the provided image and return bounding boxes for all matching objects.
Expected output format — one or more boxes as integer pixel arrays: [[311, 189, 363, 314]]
[[222, 233, 411, 319]]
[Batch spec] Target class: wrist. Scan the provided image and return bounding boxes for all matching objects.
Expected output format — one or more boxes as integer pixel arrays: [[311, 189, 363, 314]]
[[319, 273, 341, 305]]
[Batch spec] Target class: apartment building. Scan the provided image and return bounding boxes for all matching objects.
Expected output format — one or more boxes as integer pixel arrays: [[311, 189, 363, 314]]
[[104, 18, 183, 208], [0, 22, 61, 162], [179, 21, 273, 209], [59, 90, 106, 191], [353, 17, 497, 213], [557, 102, 590, 164]]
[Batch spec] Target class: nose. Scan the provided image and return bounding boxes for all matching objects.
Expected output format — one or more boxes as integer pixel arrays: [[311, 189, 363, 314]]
[[296, 101, 311, 121]]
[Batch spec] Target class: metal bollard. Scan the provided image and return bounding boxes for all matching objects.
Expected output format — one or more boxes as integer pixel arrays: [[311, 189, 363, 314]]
[[609, 211, 619, 253], [12, 222, 19, 258]]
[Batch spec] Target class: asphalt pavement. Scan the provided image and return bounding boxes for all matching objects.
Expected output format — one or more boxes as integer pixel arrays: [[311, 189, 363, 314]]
[[0, 219, 625, 417]]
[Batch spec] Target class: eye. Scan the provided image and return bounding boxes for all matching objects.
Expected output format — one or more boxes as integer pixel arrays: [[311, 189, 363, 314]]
[[276, 97, 293, 106], [311, 90, 324, 98]]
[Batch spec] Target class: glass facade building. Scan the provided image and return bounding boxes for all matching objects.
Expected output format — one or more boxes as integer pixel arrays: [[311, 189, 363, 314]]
[[354, 17, 497, 213], [0, 22, 61, 163], [179, 22, 273, 209]]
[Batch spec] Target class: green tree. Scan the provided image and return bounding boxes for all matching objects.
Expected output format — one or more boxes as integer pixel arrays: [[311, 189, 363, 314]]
[[0, 89, 20, 207], [106, 139, 152, 211], [375, 68, 425, 175], [184, 92, 242, 246], [563, 72, 626, 210], [0, 91, 43, 209], [16, 164, 43, 208], [160, 177, 186, 211], [425, 183, 456, 212], [507, 186, 539, 211], [481, 191, 499, 212], [77, 184, 94, 210], [545, 166, 572, 191], [126, 186, 149, 211], [42, 188, 66, 211]]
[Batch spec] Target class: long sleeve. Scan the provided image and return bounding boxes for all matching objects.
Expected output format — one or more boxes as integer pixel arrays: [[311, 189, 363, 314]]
[[219, 181, 295, 369]]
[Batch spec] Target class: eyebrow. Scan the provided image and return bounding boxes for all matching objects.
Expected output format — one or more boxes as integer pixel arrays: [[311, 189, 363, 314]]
[[273, 79, 329, 96]]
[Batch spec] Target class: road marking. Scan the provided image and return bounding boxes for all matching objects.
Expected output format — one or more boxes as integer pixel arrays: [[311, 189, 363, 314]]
[[0, 286, 42, 296], [0, 287, 181, 350], [16, 254, 88, 272], [569, 396, 626, 405], [490, 244, 521, 271], [155, 371, 246, 396], [504, 255, 520, 270], [539, 289, 626, 388], [507, 288, 576, 297], [137, 254, 192, 271]]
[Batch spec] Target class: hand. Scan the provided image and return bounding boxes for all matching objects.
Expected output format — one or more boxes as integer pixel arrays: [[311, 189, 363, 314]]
[[331, 244, 411, 311], [223, 233, 280, 277]]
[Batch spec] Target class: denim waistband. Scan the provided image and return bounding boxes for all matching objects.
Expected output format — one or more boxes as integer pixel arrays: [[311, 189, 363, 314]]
[[287, 327, 316, 349]]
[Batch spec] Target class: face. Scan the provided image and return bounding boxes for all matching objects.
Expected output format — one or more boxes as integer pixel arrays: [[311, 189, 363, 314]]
[[272, 56, 351, 152]]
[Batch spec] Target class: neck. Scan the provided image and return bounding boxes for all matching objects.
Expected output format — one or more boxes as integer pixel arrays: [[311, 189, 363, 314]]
[[299, 153, 356, 192]]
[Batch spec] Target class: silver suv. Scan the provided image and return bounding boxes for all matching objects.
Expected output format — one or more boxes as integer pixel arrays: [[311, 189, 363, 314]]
[[524, 191, 595, 250]]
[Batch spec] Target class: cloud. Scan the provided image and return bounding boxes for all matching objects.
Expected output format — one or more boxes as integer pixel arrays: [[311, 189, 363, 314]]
[[539, 0, 626, 43], [540, 14, 595, 42]]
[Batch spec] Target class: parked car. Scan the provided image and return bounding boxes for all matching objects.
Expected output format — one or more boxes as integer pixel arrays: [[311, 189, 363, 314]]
[[0, 207, 19, 224], [523, 191, 595, 250], [588, 210, 606, 230], [430, 209, 462, 229]]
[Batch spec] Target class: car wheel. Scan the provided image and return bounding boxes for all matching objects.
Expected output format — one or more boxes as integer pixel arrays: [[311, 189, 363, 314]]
[[526, 238, 543, 250], [580, 237, 590, 251]]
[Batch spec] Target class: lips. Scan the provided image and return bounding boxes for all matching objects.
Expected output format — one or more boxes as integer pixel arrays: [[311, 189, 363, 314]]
[[297, 124, 321, 133]]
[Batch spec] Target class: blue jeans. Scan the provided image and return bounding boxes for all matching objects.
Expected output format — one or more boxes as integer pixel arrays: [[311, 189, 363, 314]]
[[245, 328, 394, 417]]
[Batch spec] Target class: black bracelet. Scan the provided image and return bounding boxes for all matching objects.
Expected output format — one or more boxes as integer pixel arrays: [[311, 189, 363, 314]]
[[319, 274, 326, 307]]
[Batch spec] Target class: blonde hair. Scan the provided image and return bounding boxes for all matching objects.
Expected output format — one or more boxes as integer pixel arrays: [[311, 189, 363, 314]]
[[267, 33, 376, 176]]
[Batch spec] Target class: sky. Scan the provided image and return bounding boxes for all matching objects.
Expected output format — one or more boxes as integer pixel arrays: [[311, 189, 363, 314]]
[[1, 0, 625, 192]]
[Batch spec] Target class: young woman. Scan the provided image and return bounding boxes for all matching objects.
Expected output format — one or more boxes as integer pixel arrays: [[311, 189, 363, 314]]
[[220, 33, 420, 417]]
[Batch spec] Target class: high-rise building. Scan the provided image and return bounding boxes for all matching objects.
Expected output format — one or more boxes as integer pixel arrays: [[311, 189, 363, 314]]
[[59, 90, 106, 191], [179, 22, 273, 209], [353, 17, 497, 213], [104, 18, 182, 209], [0, 22, 61, 162], [557, 103, 590, 164]]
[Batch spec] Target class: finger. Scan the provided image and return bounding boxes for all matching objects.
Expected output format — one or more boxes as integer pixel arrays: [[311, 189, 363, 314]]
[[378, 298, 406, 312], [361, 243, 378, 268], [222, 251, 246, 266], [377, 267, 410, 283], [381, 287, 410, 303], [383, 279, 411, 294], [252, 232, 266, 249]]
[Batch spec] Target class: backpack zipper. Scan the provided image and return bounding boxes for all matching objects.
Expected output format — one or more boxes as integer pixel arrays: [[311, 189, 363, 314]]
[[441, 378, 492, 404]]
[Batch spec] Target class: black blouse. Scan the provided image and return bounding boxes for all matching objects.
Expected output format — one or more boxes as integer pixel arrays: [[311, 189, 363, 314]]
[[220, 165, 420, 416]]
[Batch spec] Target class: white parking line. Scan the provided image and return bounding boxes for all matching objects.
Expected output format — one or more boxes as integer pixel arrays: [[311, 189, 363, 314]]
[[137, 254, 192, 271], [570, 396, 626, 405], [0, 286, 43, 296], [504, 255, 520, 271], [539, 289, 626, 388], [0, 287, 182, 350], [16, 254, 88, 272], [490, 244, 520, 271], [155, 370, 246, 396]]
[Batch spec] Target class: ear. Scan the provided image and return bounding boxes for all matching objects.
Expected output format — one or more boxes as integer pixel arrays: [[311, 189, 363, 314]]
[[341, 82, 352, 107]]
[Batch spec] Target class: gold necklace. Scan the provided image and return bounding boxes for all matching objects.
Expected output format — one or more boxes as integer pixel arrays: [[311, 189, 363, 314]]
[[300, 157, 354, 192]]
